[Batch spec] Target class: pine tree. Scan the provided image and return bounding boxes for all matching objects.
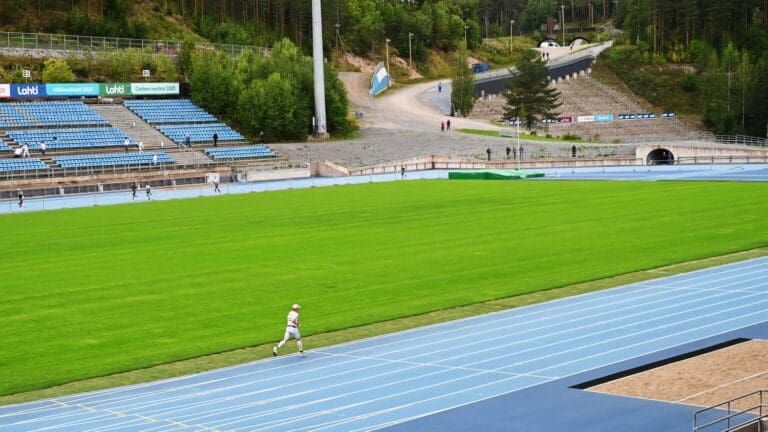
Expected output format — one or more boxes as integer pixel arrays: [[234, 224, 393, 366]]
[[502, 49, 562, 129]]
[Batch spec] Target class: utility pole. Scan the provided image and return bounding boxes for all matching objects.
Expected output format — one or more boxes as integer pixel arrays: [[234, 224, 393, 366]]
[[561, 4, 566, 47], [464, 24, 469, 46], [311, 0, 328, 138], [408, 32, 414, 67], [384, 38, 392, 77], [510, 19, 515, 52]]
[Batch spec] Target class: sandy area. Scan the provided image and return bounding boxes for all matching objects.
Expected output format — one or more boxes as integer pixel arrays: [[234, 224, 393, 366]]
[[589, 339, 768, 411]]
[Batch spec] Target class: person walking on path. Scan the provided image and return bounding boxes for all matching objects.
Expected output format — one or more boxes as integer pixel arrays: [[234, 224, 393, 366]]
[[145, 184, 152, 200], [440, 121, 445, 132], [273, 304, 306, 357], [437, 81, 442, 93], [17, 190, 23, 208], [446, 119, 451, 131], [130, 182, 137, 200], [213, 180, 221, 193]]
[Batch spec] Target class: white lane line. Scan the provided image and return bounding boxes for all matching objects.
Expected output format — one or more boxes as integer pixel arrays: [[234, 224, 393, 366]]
[[675, 369, 768, 404]]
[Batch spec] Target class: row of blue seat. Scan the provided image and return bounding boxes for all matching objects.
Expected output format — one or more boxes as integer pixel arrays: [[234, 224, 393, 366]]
[[54, 152, 175, 168], [0, 101, 108, 128], [158, 123, 245, 143], [204, 146, 276, 160], [125, 99, 217, 124], [0, 158, 50, 172], [7, 128, 135, 150]]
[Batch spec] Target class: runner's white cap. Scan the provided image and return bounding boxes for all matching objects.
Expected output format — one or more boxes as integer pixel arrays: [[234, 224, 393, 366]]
[[292, 304, 301, 310]]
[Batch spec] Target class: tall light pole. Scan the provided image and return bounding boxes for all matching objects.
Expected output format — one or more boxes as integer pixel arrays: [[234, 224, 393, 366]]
[[560, 4, 566, 47], [311, 0, 328, 137], [408, 32, 414, 67], [384, 38, 391, 77], [464, 24, 469, 46], [510, 19, 514, 51], [334, 23, 340, 51]]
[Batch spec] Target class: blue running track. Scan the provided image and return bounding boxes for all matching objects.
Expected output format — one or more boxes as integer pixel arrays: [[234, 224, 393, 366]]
[[1, 257, 768, 431]]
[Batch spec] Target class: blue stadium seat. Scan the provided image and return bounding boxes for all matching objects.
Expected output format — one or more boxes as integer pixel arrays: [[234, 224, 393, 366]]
[[0, 101, 107, 128], [203, 145, 276, 160], [0, 158, 50, 172], [6, 128, 135, 151], [53, 152, 175, 169]]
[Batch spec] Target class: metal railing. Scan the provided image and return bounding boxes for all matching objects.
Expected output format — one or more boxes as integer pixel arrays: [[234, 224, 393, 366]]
[[623, 133, 768, 147], [694, 390, 767, 432], [0, 31, 269, 58]]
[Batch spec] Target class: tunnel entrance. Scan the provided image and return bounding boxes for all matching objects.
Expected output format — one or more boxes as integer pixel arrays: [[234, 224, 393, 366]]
[[647, 148, 675, 165]]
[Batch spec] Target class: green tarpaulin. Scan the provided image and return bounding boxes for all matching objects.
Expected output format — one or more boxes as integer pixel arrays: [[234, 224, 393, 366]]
[[448, 169, 545, 180]]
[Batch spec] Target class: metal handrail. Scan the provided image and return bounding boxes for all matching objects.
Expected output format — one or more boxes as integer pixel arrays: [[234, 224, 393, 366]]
[[693, 389, 767, 432], [0, 31, 270, 58]]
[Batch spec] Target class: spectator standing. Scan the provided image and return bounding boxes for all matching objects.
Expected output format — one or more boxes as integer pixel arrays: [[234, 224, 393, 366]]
[[259, 131, 265, 144], [130, 182, 137, 200], [440, 121, 445, 132], [437, 81, 443, 93], [213, 132, 218, 147], [486, 147, 492, 161], [124, 137, 130, 153], [17, 190, 23, 208], [138, 141, 144, 153], [39, 141, 46, 156], [185, 133, 191, 149], [22, 143, 29, 158], [571, 145, 577, 158], [273, 304, 306, 357], [446, 119, 451, 130], [152, 154, 158, 165], [145, 184, 152, 200], [401, 165, 405, 179], [519, 146, 524, 160], [506, 147, 511, 159], [213, 180, 221, 193], [131, 120, 136, 128], [512, 147, 517, 160]]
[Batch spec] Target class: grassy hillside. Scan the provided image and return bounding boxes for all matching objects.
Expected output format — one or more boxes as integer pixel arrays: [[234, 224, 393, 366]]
[[1, 180, 767, 397]]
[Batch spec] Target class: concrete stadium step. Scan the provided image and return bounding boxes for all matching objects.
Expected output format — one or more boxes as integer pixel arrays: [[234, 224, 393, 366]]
[[90, 103, 172, 150]]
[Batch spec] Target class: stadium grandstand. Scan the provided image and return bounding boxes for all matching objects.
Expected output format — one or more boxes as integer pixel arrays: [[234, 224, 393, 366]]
[[0, 95, 281, 198]]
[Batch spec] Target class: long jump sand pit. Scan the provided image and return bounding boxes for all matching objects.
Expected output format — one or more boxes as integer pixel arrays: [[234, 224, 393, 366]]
[[588, 339, 768, 411]]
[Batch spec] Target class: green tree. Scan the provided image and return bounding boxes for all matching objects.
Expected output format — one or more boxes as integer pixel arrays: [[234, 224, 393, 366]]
[[150, 54, 178, 82], [41, 58, 75, 83], [503, 49, 562, 129], [188, 50, 237, 118], [450, 44, 476, 117]]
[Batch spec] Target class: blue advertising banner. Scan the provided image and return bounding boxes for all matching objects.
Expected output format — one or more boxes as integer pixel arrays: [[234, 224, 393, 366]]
[[45, 83, 99, 97], [11, 84, 47, 98], [594, 114, 614, 122]]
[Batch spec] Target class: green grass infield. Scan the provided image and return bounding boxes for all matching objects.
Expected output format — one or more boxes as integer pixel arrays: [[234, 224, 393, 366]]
[[1, 180, 767, 398]]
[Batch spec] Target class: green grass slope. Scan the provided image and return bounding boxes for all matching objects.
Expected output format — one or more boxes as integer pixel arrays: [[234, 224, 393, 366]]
[[1, 180, 767, 396]]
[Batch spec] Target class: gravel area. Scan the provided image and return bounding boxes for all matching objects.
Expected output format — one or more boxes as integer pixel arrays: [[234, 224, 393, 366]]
[[270, 128, 636, 168]]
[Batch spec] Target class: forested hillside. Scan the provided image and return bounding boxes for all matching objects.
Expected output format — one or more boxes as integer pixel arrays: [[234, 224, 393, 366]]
[[1, 0, 766, 136]]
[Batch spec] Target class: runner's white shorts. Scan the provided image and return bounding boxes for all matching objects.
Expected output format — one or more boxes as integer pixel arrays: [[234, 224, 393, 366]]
[[284, 326, 301, 341]]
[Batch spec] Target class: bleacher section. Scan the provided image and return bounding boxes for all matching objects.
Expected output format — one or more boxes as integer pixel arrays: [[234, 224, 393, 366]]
[[7, 128, 136, 151], [0, 141, 10, 152], [0, 158, 49, 172], [204, 145, 276, 160], [157, 123, 245, 144], [0, 101, 107, 128], [123, 99, 218, 124], [53, 152, 175, 169]]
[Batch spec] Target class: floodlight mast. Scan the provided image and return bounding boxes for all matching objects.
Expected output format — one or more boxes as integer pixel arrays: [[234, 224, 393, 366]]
[[311, 0, 328, 138]]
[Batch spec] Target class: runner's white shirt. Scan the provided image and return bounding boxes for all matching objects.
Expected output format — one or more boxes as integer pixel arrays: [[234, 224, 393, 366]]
[[287, 310, 299, 327]]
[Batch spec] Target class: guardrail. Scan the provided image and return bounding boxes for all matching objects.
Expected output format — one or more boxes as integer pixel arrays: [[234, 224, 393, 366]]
[[623, 133, 768, 147], [693, 389, 767, 432], [0, 31, 269, 58]]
